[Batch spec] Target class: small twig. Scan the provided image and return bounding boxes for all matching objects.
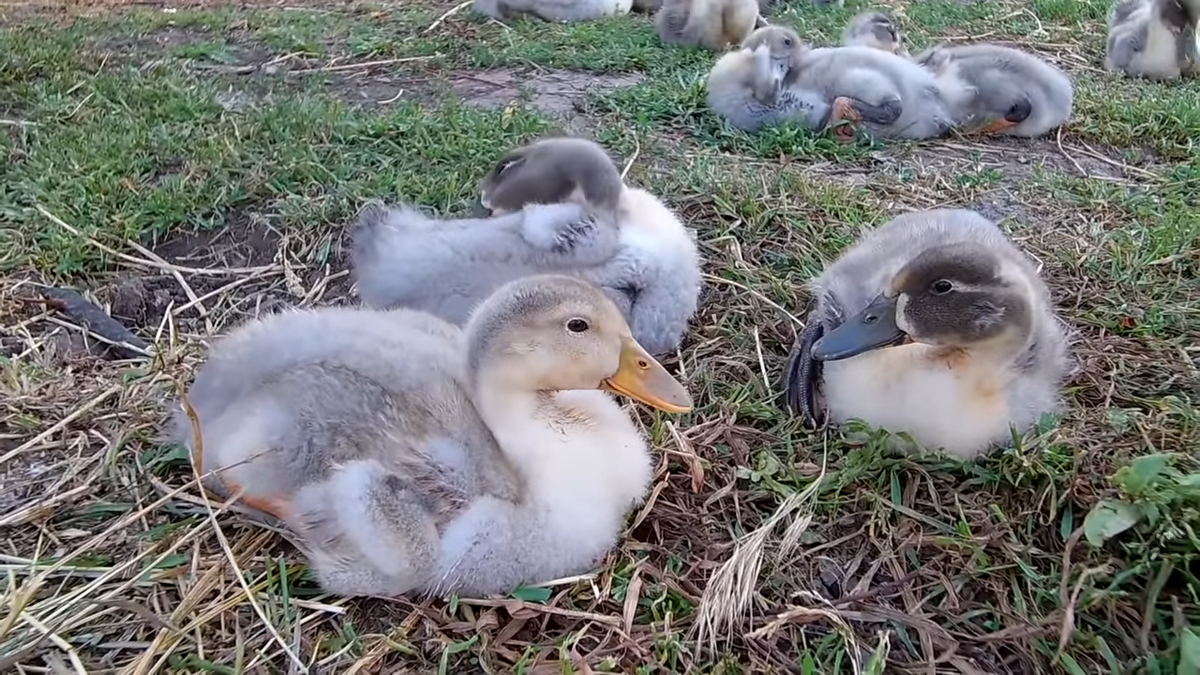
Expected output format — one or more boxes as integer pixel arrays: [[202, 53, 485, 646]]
[[621, 138, 640, 181], [289, 55, 440, 75], [422, 0, 472, 34]]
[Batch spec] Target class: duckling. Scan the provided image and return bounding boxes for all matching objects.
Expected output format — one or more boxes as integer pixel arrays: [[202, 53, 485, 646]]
[[706, 37, 832, 132], [782, 209, 1071, 460], [176, 275, 693, 598], [1104, 0, 1200, 80], [474, 137, 702, 355], [473, 0, 632, 22], [633, 0, 662, 12], [657, 0, 761, 51], [913, 43, 1074, 137], [743, 26, 957, 141], [843, 11, 910, 56], [478, 136, 624, 218]]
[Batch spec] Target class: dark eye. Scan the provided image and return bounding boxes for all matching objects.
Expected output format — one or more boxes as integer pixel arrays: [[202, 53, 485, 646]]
[[783, 38, 793, 47], [931, 280, 953, 295], [566, 318, 590, 333]]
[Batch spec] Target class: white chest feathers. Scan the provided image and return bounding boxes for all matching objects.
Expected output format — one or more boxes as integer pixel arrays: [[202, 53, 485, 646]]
[[821, 344, 1016, 459]]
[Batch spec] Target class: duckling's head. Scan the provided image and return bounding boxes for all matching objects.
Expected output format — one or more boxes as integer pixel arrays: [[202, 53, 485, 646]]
[[465, 275, 693, 413], [743, 25, 808, 71], [813, 243, 1036, 361], [476, 137, 624, 218], [844, 11, 907, 55]]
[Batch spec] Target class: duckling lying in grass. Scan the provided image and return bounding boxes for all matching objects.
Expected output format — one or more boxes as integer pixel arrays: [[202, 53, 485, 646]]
[[705, 35, 832, 132], [782, 209, 1071, 460], [656, 0, 761, 52], [843, 11, 909, 56], [176, 275, 693, 598], [742, 26, 957, 141], [914, 43, 1074, 137], [1104, 0, 1200, 80], [475, 136, 703, 355]]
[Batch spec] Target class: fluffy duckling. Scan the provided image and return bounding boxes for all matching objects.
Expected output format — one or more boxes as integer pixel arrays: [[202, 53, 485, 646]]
[[352, 200, 620, 327], [743, 26, 957, 141], [782, 209, 1071, 460], [475, 137, 703, 356], [913, 43, 1074, 137], [706, 32, 832, 131], [843, 11, 910, 56], [657, 0, 761, 51], [1104, 0, 1200, 80], [176, 275, 693, 598], [473, 0, 632, 22]]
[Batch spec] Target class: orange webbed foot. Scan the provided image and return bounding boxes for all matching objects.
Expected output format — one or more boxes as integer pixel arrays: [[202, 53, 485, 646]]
[[973, 117, 1019, 135]]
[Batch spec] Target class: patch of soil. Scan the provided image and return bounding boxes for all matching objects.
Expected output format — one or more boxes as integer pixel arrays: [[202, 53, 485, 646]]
[[449, 68, 644, 116]]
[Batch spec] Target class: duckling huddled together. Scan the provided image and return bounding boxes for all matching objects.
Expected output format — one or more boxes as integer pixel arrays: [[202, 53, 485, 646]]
[[175, 5, 1096, 602], [704, 11, 1075, 141]]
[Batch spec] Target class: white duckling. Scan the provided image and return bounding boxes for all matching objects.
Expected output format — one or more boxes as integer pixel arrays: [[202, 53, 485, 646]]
[[656, 0, 762, 52], [706, 30, 832, 132], [473, 0, 632, 22], [914, 43, 1074, 137], [782, 209, 1071, 460], [176, 274, 693, 598]]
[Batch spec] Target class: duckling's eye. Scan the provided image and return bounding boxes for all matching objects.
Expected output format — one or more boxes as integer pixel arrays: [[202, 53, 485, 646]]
[[931, 280, 954, 295], [783, 38, 793, 47], [566, 318, 590, 333]]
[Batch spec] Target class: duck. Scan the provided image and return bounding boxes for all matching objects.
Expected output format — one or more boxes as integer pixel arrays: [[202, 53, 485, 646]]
[[913, 43, 1074, 137], [175, 274, 693, 598], [356, 136, 703, 356], [473, 0, 632, 22], [706, 28, 833, 131], [656, 0, 761, 52], [1103, 0, 1200, 80], [781, 209, 1071, 460], [843, 11, 910, 56], [742, 26, 958, 141]]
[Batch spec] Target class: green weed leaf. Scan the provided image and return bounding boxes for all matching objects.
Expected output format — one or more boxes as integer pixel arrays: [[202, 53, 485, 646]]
[[1084, 499, 1143, 547], [1179, 627, 1200, 675], [1118, 453, 1172, 495], [509, 585, 553, 603]]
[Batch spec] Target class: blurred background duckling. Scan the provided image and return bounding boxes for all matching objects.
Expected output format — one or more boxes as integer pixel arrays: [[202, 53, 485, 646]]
[[913, 44, 1074, 137], [656, 0, 761, 51], [1104, 0, 1200, 80], [743, 26, 957, 141], [176, 275, 693, 598], [842, 11, 910, 56], [782, 209, 1071, 460], [475, 136, 702, 356], [352, 199, 621, 328], [474, 0, 632, 22], [706, 26, 831, 131]]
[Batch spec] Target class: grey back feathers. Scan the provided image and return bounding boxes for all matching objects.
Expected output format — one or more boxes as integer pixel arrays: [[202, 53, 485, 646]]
[[843, 11, 908, 55]]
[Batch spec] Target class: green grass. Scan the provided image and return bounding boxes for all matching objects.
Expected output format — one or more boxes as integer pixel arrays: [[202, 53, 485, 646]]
[[2, 0, 1198, 673]]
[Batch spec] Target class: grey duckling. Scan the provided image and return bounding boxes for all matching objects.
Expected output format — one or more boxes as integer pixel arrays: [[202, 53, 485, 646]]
[[782, 209, 1071, 460], [706, 28, 832, 131], [176, 274, 692, 598], [914, 43, 1074, 137], [473, 0, 632, 22], [1104, 0, 1200, 80], [743, 26, 959, 141], [843, 11, 910, 56]]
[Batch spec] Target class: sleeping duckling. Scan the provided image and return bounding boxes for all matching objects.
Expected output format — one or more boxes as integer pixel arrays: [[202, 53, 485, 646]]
[[782, 209, 1071, 460], [743, 26, 957, 141], [475, 137, 703, 356], [176, 274, 693, 598], [1104, 0, 1200, 80], [656, 0, 762, 51], [913, 43, 1074, 137], [843, 11, 910, 56], [473, 0, 632, 22], [353, 200, 621, 328], [706, 31, 832, 131]]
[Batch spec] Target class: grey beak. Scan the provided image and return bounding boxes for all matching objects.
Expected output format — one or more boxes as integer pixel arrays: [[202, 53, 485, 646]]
[[811, 293, 908, 361]]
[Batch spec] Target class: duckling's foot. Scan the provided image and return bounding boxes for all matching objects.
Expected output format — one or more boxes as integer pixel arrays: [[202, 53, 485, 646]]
[[973, 117, 1019, 135], [829, 96, 862, 143]]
